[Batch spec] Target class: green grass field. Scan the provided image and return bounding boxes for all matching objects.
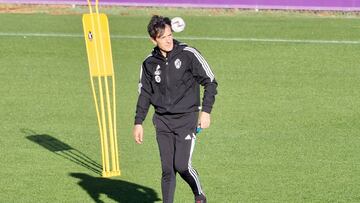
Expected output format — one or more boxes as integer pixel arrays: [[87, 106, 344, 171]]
[[1, 6, 360, 202]]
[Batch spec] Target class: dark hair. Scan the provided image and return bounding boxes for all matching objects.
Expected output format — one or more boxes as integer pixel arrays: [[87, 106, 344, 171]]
[[147, 15, 171, 39]]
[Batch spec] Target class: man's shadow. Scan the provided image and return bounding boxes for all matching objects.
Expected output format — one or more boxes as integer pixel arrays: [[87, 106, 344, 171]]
[[70, 173, 160, 203]]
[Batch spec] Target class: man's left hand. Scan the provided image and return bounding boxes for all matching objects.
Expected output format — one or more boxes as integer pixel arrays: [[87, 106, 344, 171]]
[[198, 111, 211, 129]]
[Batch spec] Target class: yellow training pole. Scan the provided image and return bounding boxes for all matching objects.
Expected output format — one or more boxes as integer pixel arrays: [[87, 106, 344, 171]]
[[85, 0, 108, 174], [92, 0, 111, 177], [82, 0, 120, 177], [94, 0, 117, 176]]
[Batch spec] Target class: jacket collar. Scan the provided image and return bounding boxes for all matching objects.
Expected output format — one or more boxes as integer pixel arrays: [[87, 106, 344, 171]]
[[152, 39, 182, 60]]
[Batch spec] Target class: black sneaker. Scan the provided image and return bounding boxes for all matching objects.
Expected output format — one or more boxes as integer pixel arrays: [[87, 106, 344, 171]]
[[195, 194, 207, 203]]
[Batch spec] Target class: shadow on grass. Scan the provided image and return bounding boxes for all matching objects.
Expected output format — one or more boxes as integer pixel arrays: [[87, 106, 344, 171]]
[[23, 129, 102, 175], [70, 173, 161, 203]]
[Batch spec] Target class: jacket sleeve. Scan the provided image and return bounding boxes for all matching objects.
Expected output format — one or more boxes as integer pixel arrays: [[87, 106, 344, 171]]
[[186, 47, 218, 114], [134, 63, 152, 125]]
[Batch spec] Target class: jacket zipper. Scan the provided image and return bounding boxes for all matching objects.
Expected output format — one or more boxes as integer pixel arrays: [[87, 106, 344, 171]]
[[165, 59, 171, 108]]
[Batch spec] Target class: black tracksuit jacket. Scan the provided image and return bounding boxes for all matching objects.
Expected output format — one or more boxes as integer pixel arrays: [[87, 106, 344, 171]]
[[134, 40, 218, 125]]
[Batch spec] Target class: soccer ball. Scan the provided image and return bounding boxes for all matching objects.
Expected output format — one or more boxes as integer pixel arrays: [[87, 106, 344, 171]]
[[171, 17, 186, 33]]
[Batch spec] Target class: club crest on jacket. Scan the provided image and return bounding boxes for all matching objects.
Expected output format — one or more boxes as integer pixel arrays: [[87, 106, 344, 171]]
[[154, 65, 161, 83], [154, 65, 161, 76], [175, 58, 182, 69], [155, 75, 161, 83]]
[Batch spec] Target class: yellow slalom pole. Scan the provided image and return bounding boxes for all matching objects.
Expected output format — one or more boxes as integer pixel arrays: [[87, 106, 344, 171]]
[[106, 0, 119, 172], [93, 2, 111, 176], [95, 0, 115, 177], [85, 0, 108, 174], [113, 77, 119, 172], [83, 0, 120, 177], [94, 0, 116, 177], [86, 0, 110, 176]]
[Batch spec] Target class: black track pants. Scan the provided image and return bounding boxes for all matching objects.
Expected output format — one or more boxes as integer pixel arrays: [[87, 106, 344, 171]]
[[153, 112, 204, 203]]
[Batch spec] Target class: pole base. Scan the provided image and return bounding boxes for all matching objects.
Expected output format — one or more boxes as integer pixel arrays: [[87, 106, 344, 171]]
[[102, 170, 121, 177]]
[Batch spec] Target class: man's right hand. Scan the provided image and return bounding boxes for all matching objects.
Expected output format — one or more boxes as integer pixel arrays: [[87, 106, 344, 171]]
[[133, 124, 144, 144]]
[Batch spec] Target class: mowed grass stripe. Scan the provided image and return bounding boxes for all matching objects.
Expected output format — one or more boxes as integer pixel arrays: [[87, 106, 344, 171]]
[[0, 31, 359, 44]]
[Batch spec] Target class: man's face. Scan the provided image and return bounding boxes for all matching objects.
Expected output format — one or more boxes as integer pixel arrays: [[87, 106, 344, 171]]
[[151, 25, 173, 55]]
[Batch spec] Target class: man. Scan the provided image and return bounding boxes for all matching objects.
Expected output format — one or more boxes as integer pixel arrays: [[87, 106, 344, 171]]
[[133, 15, 218, 203]]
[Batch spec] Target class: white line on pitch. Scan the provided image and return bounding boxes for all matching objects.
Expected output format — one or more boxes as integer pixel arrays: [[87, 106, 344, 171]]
[[0, 32, 359, 45]]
